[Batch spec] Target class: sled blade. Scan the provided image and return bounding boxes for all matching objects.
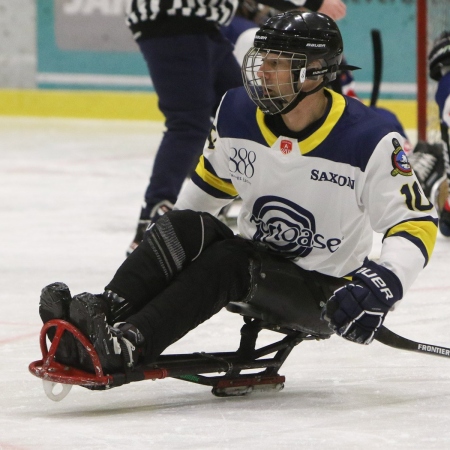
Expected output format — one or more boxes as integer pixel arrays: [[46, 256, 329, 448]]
[[212, 375, 285, 397]]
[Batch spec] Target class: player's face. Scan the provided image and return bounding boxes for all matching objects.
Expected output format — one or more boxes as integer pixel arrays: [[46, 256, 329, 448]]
[[257, 52, 298, 102]]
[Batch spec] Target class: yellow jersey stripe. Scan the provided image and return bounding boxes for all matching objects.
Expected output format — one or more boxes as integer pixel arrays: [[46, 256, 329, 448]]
[[299, 89, 346, 154], [195, 156, 238, 197], [256, 108, 277, 147], [386, 219, 438, 262]]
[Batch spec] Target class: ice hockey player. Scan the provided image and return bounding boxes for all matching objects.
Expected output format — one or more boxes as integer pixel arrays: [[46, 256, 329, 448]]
[[126, 0, 347, 256], [39, 11, 438, 376], [416, 31, 450, 236]]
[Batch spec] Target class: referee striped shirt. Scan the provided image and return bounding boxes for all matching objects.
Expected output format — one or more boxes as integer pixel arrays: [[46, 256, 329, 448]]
[[125, 0, 323, 40]]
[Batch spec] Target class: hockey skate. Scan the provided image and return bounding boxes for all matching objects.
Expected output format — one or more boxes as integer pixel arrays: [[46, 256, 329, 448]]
[[408, 141, 449, 212]]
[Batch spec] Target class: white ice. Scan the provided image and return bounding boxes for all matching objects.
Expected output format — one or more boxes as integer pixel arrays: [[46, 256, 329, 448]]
[[1, 117, 450, 449]]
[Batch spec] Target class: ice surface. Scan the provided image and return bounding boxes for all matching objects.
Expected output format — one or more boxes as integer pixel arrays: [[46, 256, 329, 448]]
[[1, 117, 450, 449]]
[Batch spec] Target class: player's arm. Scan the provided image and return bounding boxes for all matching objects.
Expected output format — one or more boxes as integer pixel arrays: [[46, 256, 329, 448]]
[[323, 133, 438, 344], [175, 99, 238, 215], [174, 152, 238, 215], [365, 133, 438, 291]]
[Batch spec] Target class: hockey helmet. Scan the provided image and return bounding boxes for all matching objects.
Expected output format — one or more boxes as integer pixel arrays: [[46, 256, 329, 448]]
[[242, 10, 344, 115], [429, 31, 450, 81]]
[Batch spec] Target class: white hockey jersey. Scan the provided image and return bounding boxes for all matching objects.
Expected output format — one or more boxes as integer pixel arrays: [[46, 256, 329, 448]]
[[175, 87, 438, 295]]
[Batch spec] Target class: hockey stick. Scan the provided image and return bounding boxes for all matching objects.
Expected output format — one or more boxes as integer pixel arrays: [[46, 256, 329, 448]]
[[370, 29, 383, 107], [375, 325, 450, 359]]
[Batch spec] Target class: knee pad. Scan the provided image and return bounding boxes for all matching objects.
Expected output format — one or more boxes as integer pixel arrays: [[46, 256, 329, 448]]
[[142, 210, 235, 277]]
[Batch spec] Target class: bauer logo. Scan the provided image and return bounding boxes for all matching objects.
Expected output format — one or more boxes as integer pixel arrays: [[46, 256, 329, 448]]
[[306, 43, 326, 48], [390, 138, 412, 177], [250, 196, 341, 258]]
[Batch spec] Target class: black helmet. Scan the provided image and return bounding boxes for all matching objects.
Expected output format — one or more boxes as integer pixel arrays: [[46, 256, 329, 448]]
[[242, 11, 344, 114], [429, 31, 450, 81]]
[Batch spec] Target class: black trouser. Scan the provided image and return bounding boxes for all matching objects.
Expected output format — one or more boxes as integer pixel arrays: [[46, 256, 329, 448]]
[[137, 33, 242, 214], [105, 210, 345, 363]]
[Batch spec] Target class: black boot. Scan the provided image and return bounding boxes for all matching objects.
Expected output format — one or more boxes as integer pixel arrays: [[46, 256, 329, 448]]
[[110, 322, 145, 368], [39, 282, 79, 366], [70, 293, 144, 374]]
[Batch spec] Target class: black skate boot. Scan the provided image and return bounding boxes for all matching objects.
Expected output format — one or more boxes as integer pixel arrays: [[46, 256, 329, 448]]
[[409, 141, 448, 212], [110, 322, 145, 367], [39, 282, 78, 366], [70, 293, 144, 373]]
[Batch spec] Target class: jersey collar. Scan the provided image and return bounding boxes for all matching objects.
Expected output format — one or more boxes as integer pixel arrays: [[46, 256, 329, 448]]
[[256, 88, 346, 155]]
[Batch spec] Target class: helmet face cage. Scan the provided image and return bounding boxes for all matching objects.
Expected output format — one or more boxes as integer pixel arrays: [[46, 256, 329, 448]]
[[242, 47, 307, 115]]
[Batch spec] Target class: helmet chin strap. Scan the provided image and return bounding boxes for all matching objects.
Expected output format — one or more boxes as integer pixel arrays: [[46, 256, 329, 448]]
[[277, 80, 326, 115]]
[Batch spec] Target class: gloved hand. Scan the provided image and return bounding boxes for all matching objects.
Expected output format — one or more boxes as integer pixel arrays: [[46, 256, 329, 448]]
[[322, 260, 403, 344]]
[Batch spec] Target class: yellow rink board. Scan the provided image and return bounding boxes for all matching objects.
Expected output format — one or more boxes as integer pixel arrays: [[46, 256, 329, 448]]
[[0, 89, 164, 122], [0, 89, 417, 128]]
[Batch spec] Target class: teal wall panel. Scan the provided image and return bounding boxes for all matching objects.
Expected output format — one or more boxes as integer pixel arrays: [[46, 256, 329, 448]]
[[37, 0, 417, 97]]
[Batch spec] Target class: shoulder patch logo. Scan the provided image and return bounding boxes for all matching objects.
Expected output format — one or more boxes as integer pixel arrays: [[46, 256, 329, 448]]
[[390, 138, 412, 177], [280, 139, 293, 155]]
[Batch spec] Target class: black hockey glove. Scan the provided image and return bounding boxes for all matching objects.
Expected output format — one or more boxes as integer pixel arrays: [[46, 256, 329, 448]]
[[322, 260, 403, 345]]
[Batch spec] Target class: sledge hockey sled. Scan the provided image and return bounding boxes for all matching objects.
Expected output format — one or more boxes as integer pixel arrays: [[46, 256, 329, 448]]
[[29, 257, 450, 402], [30, 253, 339, 401], [29, 299, 333, 402], [29, 297, 450, 402]]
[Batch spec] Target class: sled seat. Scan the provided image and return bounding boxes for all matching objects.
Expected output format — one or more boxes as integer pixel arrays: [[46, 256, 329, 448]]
[[225, 251, 341, 339], [226, 300, 333, 339]]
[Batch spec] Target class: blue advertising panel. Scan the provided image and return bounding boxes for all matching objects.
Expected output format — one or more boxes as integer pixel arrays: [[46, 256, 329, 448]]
[[37, 0, 417, 98]]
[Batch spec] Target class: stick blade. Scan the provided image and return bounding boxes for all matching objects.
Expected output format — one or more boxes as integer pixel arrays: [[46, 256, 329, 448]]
[[376, 326, 450, 359]]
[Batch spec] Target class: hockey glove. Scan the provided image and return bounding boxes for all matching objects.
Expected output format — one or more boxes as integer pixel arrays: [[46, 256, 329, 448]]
[[322, 260, 403, 344]]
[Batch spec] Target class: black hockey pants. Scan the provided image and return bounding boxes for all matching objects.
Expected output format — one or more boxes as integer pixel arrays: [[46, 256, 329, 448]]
[[105, 210, 344, 363]]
